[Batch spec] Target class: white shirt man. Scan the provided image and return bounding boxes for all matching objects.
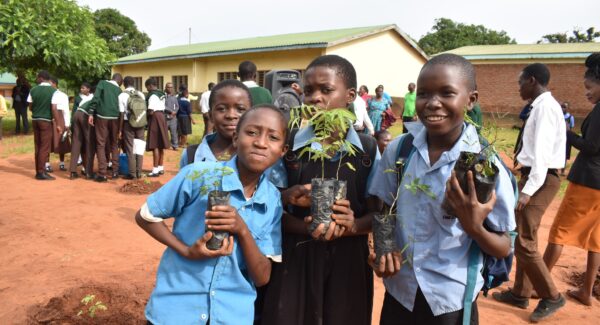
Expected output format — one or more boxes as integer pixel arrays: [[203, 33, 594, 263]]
[[352, 96, 374, 136]]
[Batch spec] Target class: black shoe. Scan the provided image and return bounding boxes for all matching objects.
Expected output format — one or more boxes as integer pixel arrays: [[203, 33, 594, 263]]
[[529, 294, 565, 323], [112, 172, 119, 179], [147, 172, 160, 177], [59, 164, 67, 171], [94, 175, 108, 182], [136, 171, 142, 179], [81, 169, 87, 176], [492, 290, 529, 309], [45, 166, 53, 173], [158, 170, 165, 175], [123, 174, 135, 180], [69, 172, 79, 180], [35, 172, 55, 180], [86, 172, 96, 180]]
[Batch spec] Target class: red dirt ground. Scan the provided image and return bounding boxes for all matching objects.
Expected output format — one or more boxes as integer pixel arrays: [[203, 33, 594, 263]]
[[0, 149, 598, 324]]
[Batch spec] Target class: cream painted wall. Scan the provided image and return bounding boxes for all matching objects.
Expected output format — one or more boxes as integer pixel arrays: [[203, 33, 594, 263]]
[[113, 48, 323, 93], [326, 30, 425, 97]]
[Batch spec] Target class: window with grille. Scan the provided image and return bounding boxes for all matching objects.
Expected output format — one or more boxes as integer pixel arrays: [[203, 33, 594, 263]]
[[257, 70, 267, 87], [133, 77, 142, 91], [218, 72, 238, 82], [150, 76, 164, 90], [172, 75, 188, 92]]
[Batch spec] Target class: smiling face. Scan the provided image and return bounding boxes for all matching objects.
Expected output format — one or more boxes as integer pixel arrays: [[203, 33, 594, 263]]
[[80, 85, 90, 96], [376, 132, 392, 153], [210, 86, 251, 139], [584, 77, 600, 104], [303, 66, 355, 110], [416, 64, 477, 139], [233, 108, 288, 174]]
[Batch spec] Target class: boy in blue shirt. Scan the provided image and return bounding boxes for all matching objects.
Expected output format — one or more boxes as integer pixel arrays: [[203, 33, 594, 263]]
[[368, 53, 516, 324], [135, 105, 288, 325]]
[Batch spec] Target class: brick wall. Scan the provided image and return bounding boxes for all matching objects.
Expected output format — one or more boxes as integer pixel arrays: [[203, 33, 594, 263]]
[[475, 63, 591, 118]]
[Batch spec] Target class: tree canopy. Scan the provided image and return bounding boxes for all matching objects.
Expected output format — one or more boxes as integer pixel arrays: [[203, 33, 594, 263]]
[[93, 8, 151, 59], [418, 18, 516, 55], [0, 0, 114, 86], [539, 27, 600, 43]]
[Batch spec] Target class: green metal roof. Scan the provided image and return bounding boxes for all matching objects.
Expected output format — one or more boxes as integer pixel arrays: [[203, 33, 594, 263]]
[[443, 43, 600, 60], [0, 72, 16, 85], [115, 24, 426, 65]]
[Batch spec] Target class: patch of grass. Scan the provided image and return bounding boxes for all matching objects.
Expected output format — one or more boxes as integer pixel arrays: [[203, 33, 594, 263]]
[[0, 113, 35, 158]]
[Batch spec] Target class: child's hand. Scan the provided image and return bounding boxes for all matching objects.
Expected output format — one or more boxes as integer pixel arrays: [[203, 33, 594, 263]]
[[185, 232, 234, 259], [304, 216, 338, 240], [445, 171, 495, 235], [205, 205, 249, 236], [331, 199, 356, 235], [368, 251, 402, 278], [282, 184, 311, 207]]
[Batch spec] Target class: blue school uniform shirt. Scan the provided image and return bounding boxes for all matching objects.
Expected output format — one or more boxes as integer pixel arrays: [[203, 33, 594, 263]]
[[144, 157, 283, 325], [180, 133, 286, 188], [368, 122, 516, 316], [271, 125, 380, 190]]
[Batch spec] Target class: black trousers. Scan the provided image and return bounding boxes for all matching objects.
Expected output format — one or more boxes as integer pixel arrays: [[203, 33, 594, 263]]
[[14, 102, 29, 134], [380, 289, 478, 325]]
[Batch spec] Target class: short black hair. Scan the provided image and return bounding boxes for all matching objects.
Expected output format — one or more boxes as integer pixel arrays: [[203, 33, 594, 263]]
[[374, 129, 391, 140], [360, 85, 369, 93], [123, 76, 134, 88], [112, 73, 123, 83], [306, 55, 357, 89], [208, 79, 253, 110], [584, 52, 600, 82], [522, 63, 550, 87], [208, 82, 215, 90], [50, 76, 58, 85], [238, 61, 257, 80], [145, 77, 157, 87], [423, 54, 477, 91], [37, 70, 50, 81], [236, 104, 289, 142]]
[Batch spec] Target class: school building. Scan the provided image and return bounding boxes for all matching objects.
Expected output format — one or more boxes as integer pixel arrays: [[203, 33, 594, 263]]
[[112, 24, 428, 102], [0, 73, 16, 101], [444, 43, 600, 117]]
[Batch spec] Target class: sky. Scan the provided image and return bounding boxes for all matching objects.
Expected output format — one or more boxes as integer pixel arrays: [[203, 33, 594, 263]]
[[78, 0, 600, 51]]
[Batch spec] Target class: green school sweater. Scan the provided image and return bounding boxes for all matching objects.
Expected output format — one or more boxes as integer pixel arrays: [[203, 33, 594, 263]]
[[248, 86, 272, 105], [89, 80, 121, 119], [30, 84, 56, 121]]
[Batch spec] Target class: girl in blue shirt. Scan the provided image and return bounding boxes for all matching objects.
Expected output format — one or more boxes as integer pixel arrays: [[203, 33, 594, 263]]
[[136, 105, 288, 324], [179, 80, 252, 168], [368, 85, 391, 132]]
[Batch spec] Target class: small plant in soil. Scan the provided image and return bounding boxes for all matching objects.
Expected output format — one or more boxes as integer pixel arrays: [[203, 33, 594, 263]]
[[187, 166, 235, 250], [76, 294, 107, 318], [292, 104, 357, 234], [441, 106, 500, 216]]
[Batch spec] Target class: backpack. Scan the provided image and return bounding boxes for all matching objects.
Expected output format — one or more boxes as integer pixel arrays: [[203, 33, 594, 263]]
[[127, 89, 147, 128], [393, 132, 518, 325]]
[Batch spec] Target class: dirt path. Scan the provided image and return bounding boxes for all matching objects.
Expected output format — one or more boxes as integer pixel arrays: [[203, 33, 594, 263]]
[[0, 150, 598, 324]]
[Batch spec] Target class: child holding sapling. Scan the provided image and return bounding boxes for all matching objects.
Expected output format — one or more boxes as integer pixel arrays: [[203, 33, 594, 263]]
[[261, 55, 381, 325], [135, 105, 288, 324], [368, 54, 516, 324]]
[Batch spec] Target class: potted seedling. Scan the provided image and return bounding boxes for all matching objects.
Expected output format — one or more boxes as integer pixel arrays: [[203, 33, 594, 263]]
[[441, 108, 499, 216], [292, 105, 357, 233], [187, 166, 235, 250]]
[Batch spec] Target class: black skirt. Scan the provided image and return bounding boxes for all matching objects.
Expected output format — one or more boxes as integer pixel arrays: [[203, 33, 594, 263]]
[[177, 115, 192, 135], [146, 111, 170, 150]]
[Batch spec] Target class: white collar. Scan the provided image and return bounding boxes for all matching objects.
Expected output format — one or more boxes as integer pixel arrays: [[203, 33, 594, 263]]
[[242, 80, 258, 88], [108, 80, 120, 87]]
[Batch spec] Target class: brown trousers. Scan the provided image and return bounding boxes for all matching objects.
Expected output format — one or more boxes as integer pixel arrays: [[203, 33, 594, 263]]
[[69, 111, 95, 174], [513, 172, 561, 299], [33, 120, 53, 174], [122, 122, 145, 175], [94, 117, 120, 177]]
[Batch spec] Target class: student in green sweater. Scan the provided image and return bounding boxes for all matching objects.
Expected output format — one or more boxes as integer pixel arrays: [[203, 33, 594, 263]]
[[238, 60, 272, 105], [402, 82, 417, 133], [88, 74, 123, 182], [27, 70, 60, 180]]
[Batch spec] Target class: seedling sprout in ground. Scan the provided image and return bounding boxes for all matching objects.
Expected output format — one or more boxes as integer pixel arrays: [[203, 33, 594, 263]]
[[76, 294, 107, 318]]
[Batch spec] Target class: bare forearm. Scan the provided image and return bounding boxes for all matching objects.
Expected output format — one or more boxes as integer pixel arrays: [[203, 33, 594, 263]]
[[469, 226, 511, 258], [135, 211, 189, 257], [237, 229, 271, 286], [282, 212, 309, 235]]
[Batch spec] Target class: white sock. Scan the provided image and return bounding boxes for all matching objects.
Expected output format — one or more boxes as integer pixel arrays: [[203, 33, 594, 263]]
[[82, 167, 86, 173], [45, 162, 50, 168], [77, 155, 82, 164], [152, 167, 159, 174], [158, 165, 164, 171], [59, 161, 65, 166], [108, 161, 112, 168]]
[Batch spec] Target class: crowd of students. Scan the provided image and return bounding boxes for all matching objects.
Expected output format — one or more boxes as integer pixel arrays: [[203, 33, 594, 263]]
[[18, 51, 600, 324]]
